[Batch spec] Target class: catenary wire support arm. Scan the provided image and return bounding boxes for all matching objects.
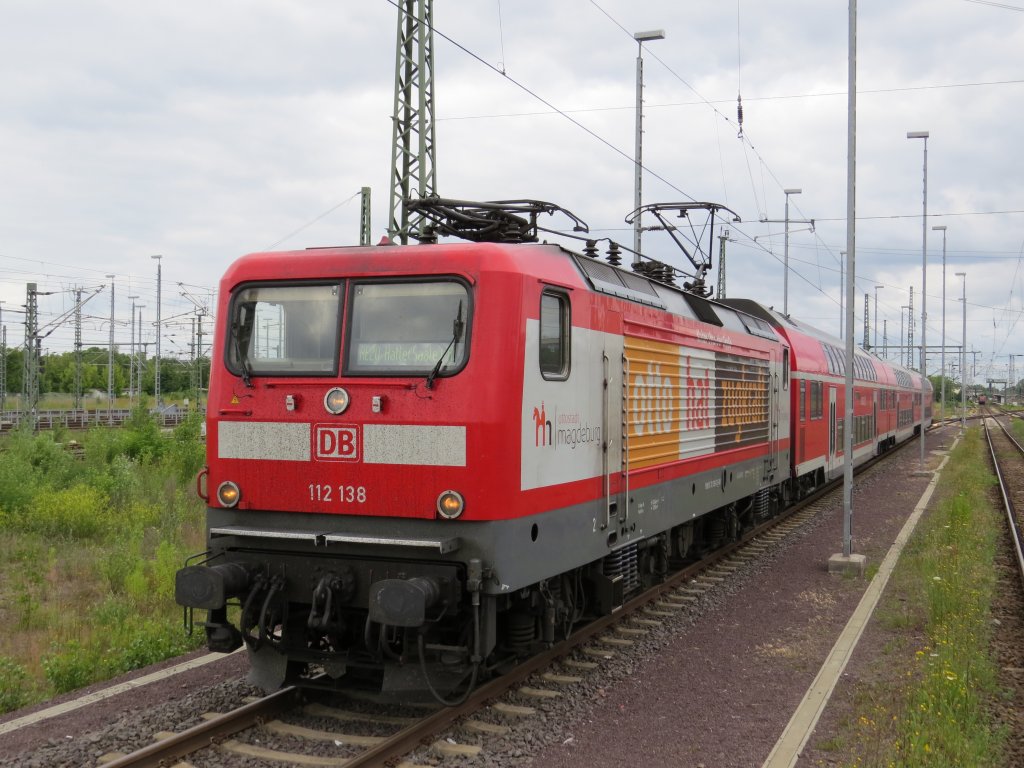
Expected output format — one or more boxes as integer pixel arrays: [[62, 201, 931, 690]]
[[626, 202, 741, 297]]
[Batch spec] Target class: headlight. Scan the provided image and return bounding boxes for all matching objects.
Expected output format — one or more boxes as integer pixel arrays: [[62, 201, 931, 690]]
[[324, 387, 350, 415], [217, 481, 241, 508], [436, 490, 465, 519]]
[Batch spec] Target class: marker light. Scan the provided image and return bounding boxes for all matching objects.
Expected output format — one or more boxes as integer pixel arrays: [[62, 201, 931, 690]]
[[324, 387, 350, 415], [217, 481, 241, 508], [436, 490, 465, 519]]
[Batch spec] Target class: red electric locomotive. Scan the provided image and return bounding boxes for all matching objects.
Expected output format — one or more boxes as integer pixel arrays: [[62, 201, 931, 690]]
[[176, 199, 928, 700]]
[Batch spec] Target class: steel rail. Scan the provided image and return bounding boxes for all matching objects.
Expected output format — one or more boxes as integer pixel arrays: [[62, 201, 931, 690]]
[[100, 686, 303, 768], [982, 412, 1024, 593]]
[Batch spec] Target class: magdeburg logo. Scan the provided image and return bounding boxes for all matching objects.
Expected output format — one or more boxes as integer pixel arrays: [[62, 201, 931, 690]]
[[530, 402, 601, 451]]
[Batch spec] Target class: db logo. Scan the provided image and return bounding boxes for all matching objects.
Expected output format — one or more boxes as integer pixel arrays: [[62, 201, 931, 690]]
[[314, 425, 359, 462]]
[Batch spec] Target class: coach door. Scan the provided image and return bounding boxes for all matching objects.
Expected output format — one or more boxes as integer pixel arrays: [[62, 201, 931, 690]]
[[827, 385, 838, 475]]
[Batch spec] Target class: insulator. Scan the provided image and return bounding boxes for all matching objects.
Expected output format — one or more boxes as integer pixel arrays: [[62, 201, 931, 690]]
[[737, 93, 744, 137], [606, 242, 622, 266], [583, 240, 599, 258]]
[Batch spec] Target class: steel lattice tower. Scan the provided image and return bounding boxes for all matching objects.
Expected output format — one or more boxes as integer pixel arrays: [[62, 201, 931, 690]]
[[716, 230, 729, 299], [23, 283, 40, 429], [74, 287, 83, 410], [908, 286, 914, 369], [863, 293, 870, 349], [387, 0, 437, 244]]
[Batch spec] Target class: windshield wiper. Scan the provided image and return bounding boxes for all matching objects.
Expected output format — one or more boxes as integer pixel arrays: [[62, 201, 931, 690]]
[[235, 337, 253, 387], [426, 301, 464, 390], [232, 307, 255, 388]]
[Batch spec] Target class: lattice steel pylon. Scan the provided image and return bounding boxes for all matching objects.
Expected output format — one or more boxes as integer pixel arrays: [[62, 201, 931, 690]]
[[74, 287, 83, 410], [387, 0, 437, 244], [908, 286, 915, 369], [863, 293, 870, 350], [716, 229, 729, 299], [23, 283, 40, 430]]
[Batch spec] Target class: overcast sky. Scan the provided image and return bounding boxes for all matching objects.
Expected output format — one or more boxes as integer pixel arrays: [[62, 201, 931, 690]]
[[1, 0, 1022, 387]]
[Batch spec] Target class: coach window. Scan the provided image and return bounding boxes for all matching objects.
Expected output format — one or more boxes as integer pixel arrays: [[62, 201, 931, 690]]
[[783, 348, 790, 389], [799, 380, 806, 421], [540, 290, 570, 380]]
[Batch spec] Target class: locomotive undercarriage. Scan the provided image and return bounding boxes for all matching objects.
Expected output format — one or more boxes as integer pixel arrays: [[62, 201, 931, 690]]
[[177, 470, 794, 703]]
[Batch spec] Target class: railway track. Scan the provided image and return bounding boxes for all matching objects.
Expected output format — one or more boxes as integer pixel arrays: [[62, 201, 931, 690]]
[[102, 439, 918, 768], [981, 409, 1024, 594]]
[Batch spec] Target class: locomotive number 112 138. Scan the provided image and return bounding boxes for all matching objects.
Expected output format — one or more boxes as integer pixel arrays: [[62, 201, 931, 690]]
[[308, 484, 367, 504]]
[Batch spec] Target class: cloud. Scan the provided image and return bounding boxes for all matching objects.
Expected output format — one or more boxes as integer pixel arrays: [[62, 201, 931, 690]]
[[0, 0, 1021, 384]]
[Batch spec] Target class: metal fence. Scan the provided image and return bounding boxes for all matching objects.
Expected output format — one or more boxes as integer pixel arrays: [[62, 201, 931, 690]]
[[0, 409, 193, 432]]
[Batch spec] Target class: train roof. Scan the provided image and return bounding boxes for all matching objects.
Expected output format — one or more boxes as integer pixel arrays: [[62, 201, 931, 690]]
[[719, 298, 929, 390], [224, 239, 786, 348]]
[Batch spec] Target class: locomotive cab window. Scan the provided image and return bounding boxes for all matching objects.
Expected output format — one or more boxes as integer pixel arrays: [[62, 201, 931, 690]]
[[540, 290, 570, 380], [345, 280, 470, 376], [227, 283, 341, 377]]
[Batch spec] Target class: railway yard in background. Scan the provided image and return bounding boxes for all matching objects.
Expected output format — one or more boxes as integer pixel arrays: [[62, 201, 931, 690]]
[[0, 413, 1020, 767]]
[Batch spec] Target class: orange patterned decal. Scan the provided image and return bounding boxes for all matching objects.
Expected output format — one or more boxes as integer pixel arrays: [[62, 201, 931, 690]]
[[624, 336, 769, 470]]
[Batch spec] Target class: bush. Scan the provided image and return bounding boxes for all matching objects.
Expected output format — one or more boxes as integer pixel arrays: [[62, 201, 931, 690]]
[[0, 447, 42, 519], [24, 484, 113, 539], [109, 618, 198, 673], [168, 413, 206, 482], [0, 656, 33, 713], [42, 641, 101, 694]]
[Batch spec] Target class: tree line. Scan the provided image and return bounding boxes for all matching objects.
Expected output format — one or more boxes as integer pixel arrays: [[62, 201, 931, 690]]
[[1, 347, 209, 399]]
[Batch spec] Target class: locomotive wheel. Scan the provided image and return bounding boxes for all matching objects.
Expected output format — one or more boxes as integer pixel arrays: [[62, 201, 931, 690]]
[[725, 507, 740, 542], [673, 522, 695, 561]]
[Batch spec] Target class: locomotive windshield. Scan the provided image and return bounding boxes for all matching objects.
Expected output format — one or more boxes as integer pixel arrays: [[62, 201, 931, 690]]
[[226, 283, 341, 377], [345, 280, 470, 376]]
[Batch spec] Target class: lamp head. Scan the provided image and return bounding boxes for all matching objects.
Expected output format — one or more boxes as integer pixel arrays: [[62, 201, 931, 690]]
[[906, 130, 929, 139], [634, 29, 666, 42]]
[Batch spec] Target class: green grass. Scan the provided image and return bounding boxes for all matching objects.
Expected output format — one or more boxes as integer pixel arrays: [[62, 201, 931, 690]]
[[0, 411, 206, 712], [841, 428, 1008, 767]]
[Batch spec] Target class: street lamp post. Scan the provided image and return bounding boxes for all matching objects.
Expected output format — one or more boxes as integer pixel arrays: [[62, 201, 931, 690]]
[[783, 188, 801, 316], [106, 275, 115, 426], [907, 130, 929, 470], [956, 272, 966, 432], [137, 305, 146, 398], [933, 225, 947, 420], [152, 255, 162, 407], [632, 29, 665, 260], [128, 295, 139, 400]]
